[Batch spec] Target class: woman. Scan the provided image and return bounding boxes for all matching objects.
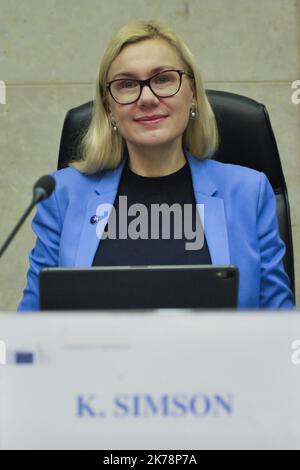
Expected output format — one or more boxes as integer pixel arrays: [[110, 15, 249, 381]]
[[17, 20, 295, 311]]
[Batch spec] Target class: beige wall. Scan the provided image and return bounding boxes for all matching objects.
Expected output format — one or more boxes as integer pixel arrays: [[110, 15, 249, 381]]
[[0, 0, 299, 310]]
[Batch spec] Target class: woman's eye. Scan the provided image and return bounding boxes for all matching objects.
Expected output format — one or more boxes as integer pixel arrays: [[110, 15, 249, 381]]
[[155, 74, 171, 84], [120, 80, 137, 89]]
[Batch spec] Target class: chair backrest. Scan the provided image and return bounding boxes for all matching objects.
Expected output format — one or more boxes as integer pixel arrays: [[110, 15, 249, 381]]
[[58, 90, 295, 297]]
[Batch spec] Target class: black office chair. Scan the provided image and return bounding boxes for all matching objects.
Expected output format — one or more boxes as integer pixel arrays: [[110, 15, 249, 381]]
[[58, 90, 296, 298]]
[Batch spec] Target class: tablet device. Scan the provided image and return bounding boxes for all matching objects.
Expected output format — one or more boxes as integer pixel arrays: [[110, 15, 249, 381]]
[[39, 265, 239, 310]]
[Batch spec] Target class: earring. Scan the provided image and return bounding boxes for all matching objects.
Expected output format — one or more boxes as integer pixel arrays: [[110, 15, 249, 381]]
[[190, 103, 197, 120], [111, 119, 118, 132]]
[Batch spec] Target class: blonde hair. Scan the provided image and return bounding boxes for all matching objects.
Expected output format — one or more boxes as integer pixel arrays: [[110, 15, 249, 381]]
[[70, 20, 219, 174]]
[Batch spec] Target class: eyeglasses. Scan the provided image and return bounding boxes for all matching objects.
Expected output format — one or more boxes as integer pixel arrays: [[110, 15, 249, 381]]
[[106, 69, 194, 105]]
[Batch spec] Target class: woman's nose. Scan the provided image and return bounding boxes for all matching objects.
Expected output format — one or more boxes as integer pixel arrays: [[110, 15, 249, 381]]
[[137, 84, 160, 105]]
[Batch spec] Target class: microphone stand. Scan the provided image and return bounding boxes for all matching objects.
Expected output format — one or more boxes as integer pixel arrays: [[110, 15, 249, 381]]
[[0, 199, 36, 258], [0, 175, 55, 259]]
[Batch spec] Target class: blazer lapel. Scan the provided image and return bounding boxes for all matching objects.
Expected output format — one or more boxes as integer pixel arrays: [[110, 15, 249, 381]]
[[186, 152, 230, 265], [75, 157, 127, 267]]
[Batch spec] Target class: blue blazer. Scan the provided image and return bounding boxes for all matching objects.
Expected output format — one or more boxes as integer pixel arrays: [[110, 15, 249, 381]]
[[17, 150, 295, 311]]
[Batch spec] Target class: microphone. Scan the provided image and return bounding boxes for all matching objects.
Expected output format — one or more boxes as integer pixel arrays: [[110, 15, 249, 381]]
[[0, 175, 56, 258], [33, 175, 56, 203]]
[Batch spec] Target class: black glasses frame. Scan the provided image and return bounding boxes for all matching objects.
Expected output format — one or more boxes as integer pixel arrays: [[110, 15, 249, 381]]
[[105, 69, 194, 105]]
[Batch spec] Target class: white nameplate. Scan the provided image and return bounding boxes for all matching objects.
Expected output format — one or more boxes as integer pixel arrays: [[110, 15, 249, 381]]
[[0, 311, 299, 449]]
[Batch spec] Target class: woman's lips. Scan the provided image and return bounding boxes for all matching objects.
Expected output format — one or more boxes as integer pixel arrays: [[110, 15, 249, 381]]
[[135, 116, 168, 125]]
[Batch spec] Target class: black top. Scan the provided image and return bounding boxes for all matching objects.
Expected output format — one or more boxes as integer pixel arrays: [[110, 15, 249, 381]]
[[92, 159, 212, 266]]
